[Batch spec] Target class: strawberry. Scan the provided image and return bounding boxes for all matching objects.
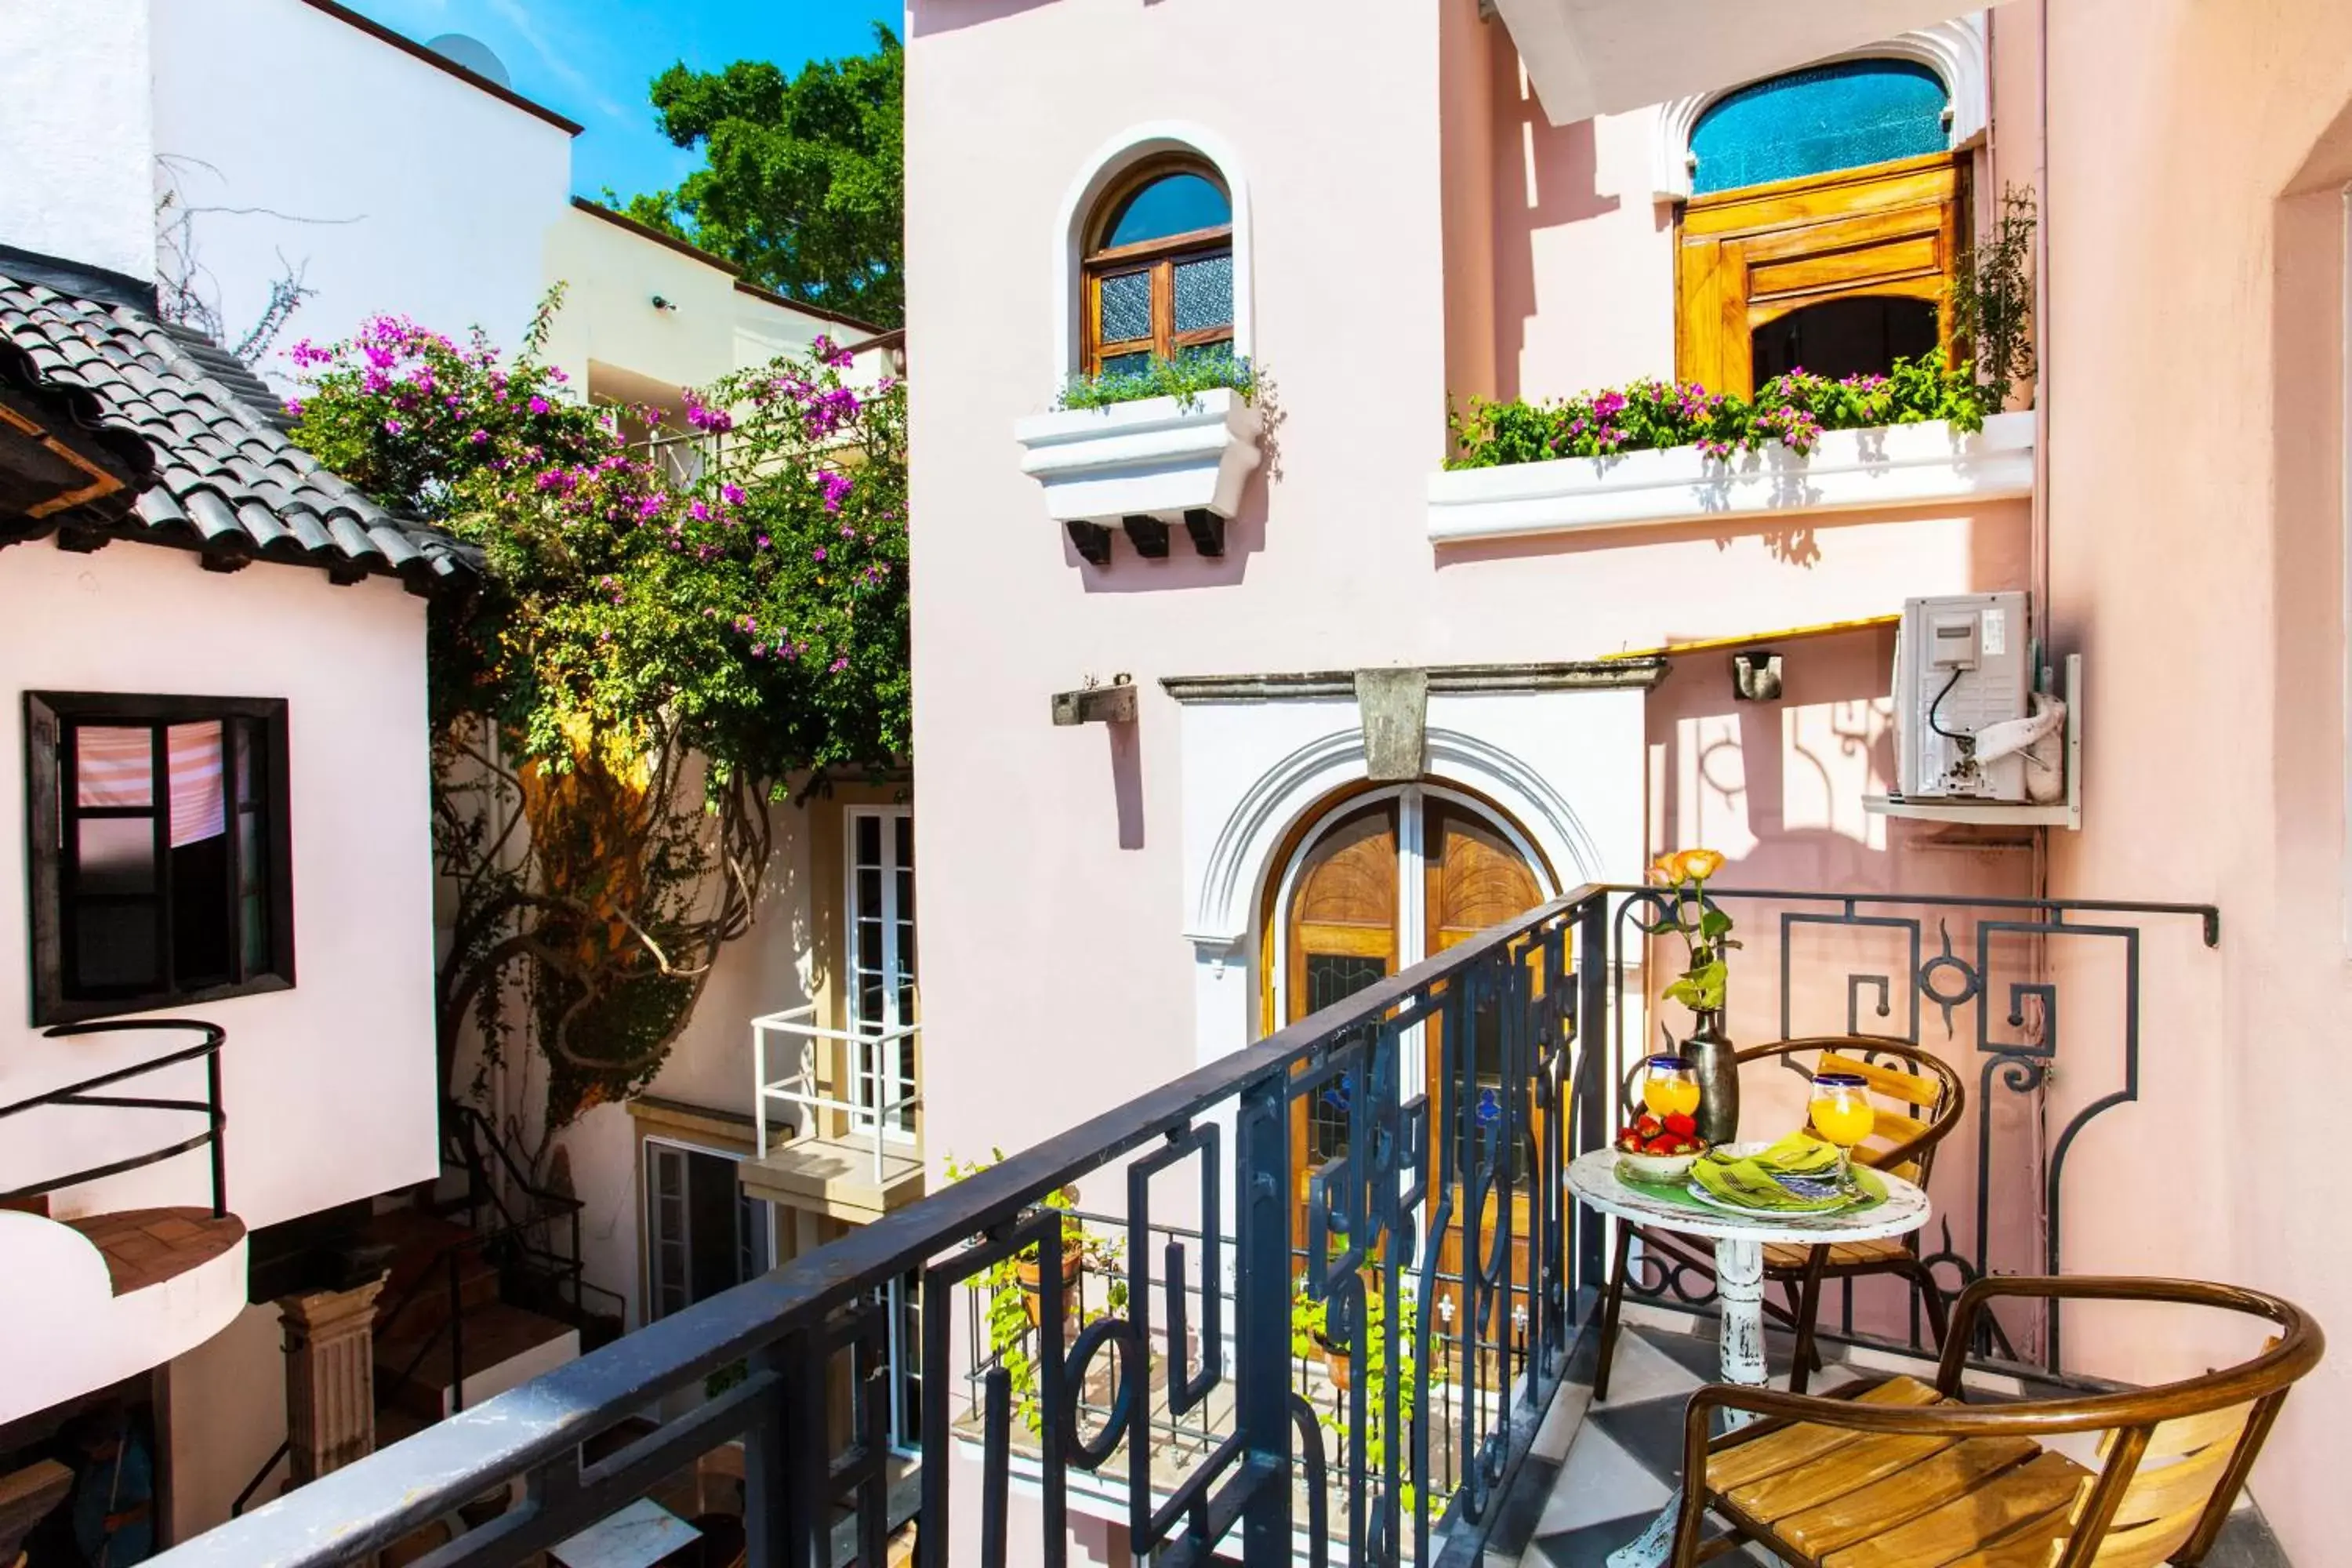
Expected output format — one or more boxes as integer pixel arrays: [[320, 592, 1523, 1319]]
[[1663, 1112, 1697, 1138]]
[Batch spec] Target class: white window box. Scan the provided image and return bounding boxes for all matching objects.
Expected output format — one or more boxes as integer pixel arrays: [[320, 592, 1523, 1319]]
[[1425, 408, 2036, 544], [1014, 390, 1264, 556]]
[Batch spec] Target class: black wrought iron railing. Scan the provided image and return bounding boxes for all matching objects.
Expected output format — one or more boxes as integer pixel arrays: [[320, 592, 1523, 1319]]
[[148, 880, 2216, 1568], [153, 890, 1606, 1568], [0, 1018, 229, 1213], [1605, 884, 2217, 1373]]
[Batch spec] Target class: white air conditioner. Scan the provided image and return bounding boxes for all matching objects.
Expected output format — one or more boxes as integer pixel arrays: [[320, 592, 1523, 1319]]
[[1894, 592, 2033, 801]]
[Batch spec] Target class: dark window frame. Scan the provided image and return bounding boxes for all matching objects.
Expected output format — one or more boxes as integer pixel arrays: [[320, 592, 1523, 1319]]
[[1081, 156, 1236, 376], [24, 691, 295, 1025]]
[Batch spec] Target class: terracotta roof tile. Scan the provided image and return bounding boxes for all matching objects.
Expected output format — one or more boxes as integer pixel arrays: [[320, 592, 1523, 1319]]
[[0, 267, 479, 586]]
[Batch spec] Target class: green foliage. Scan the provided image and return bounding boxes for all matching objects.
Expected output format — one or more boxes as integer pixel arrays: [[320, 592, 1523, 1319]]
[[1056, 350, 1259, 412], [1295, 1273, 1442, 1512], [1642, 852, 1740, 1018], [1447, 349, 1990, 470], [943, 1151, 1127, 1436], [286, 292, 907, 1123], [1950, 183, 2038, 412], [624, 24, 904, 328]]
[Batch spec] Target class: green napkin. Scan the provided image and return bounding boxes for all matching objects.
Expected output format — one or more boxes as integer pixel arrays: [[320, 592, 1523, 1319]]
[[1691, 1134, 1849, 1212]]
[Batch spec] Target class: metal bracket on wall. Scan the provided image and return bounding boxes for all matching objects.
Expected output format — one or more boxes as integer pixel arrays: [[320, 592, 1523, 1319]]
[[1051, 676, 1138, 727]]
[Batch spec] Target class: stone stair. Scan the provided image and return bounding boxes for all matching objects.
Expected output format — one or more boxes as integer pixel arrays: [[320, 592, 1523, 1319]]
[[361, 1209, 578, 1423]]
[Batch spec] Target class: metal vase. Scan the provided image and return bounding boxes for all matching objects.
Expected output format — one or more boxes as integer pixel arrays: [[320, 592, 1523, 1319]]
[[1684, 1008, 1740, 1146]]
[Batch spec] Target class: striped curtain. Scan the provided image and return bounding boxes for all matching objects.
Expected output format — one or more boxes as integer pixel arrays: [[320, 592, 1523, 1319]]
[[74, 722, 225, 846]]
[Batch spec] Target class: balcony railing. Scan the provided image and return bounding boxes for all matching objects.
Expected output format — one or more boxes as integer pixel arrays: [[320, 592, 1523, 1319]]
[[753, 1003, 923, 1182], [151, 883, 2213, 1568], [633, 430, 720, 488]]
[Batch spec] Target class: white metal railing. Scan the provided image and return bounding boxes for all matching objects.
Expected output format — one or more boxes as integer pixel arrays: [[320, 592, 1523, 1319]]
[[751, 1004, 921, 1187], [634, 430, 714, 488]]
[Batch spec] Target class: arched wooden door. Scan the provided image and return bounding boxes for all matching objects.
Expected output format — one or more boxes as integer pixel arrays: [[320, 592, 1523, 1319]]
[[1271, 787, 1548, 1358]]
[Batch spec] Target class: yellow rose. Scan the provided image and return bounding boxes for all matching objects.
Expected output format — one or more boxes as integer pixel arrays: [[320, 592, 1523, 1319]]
[[1679, 848, 1726, 883], [1647, 852, 1683, 885]]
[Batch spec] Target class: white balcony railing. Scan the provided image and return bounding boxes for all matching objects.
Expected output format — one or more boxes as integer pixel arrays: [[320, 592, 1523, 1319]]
[[750, 1004, 920, 1189], [634, 430, 715, 488]]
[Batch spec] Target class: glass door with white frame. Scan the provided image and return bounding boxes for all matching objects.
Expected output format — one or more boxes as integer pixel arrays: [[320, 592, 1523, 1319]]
[[846, 807, 916, 1139], [644, 1140, 774, 1323]]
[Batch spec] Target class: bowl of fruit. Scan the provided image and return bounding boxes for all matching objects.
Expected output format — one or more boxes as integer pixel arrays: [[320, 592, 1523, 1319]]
[[1617, 1112, 1706, 1183]]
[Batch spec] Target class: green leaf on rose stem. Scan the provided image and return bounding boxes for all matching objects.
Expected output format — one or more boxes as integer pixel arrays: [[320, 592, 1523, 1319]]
[[1699, 909, 1735, 939]]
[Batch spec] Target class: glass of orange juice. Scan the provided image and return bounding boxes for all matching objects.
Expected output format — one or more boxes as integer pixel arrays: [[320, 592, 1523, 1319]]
[[1640, 1054, 1701, 1120], [1808, 1071, 1875, 1191]]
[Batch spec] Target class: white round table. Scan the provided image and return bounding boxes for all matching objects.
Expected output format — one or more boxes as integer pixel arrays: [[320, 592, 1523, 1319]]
[[1565, 1147, 1931, 1568]]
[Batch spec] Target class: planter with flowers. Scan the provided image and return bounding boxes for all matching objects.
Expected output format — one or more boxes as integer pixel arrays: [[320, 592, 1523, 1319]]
[[1429, 188, 2041, 544], [1642, 848, 1743, 1145], [1014, 352, 1264, 561], [1427, 354, 2034, 544]]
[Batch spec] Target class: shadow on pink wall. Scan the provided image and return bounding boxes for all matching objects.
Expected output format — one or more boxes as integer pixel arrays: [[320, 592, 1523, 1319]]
[[1489, 33, 1623, 405]]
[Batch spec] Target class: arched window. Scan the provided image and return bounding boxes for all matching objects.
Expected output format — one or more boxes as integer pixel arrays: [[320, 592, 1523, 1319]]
[[1690, 60, 1951, 197], [1081, 160, 1235, 377]]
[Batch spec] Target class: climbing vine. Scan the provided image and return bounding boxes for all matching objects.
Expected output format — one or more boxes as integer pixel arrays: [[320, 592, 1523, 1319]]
[[288, 291, 906, 1127]]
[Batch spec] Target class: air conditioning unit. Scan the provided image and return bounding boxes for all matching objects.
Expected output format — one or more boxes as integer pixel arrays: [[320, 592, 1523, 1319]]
[[1894, 592, 2032, 801]]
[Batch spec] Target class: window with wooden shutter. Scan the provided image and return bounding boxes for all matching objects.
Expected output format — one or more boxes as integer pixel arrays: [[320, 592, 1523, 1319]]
[[1677, 149, 1967, 397]]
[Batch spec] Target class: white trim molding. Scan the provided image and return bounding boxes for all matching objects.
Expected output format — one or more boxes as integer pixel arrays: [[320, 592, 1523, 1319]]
[[1049, 121, 1256, 387], [1181, 694, 1645, 949], [1427, 409, 2034, 546], [1014, 388, 1264, 527], [1178, 688, 1647, 1078], [1649, 16, 1991, 203]]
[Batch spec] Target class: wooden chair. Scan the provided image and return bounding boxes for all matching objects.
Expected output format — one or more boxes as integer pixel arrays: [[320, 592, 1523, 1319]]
[[1657, 1274, 2324, 1566], [1594, 1035, 1964, 1398]]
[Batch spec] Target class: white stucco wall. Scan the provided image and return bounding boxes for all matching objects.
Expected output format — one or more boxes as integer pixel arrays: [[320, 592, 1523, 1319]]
[[543, 206, 883, 403], [148, 0, 575, 388], [0, 540, 441, 1232], [0, 0, 157, 282]]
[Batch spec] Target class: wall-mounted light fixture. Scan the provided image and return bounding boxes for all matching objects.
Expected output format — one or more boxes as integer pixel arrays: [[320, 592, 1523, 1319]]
[[650, 294, 677, 312]]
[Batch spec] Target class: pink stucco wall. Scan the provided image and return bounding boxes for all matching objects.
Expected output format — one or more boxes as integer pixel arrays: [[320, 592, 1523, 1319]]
[[2037, 2, 2352, 1554], [909, 5, 2040, 1551], [908, 0, 2031, 1133]]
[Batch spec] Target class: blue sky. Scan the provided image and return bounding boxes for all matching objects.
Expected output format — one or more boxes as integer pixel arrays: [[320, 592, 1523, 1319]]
[[336, 0, 903, 201]]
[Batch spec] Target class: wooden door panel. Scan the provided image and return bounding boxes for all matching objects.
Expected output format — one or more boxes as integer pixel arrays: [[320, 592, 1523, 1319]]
[[1747, 233, 1944, 303], [1676, 152, 1965, 397], [1680, 151, 1961, 240]]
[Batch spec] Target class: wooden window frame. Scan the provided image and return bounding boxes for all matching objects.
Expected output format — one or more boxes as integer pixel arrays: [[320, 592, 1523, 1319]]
[[1081, 158, 1236, 376], [1675, 149, 1969, 397], [24, 691, 295, 1025]]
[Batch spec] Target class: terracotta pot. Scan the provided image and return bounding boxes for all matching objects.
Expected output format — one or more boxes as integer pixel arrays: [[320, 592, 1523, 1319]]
[[1017, 1244, 1085, 1334], [1315, 1332, 1352, 1395]]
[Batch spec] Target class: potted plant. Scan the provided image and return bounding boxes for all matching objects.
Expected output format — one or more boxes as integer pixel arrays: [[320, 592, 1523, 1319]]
[[944, 1150, 1129, 1435], [1294, 1272, 1439, 1508]]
